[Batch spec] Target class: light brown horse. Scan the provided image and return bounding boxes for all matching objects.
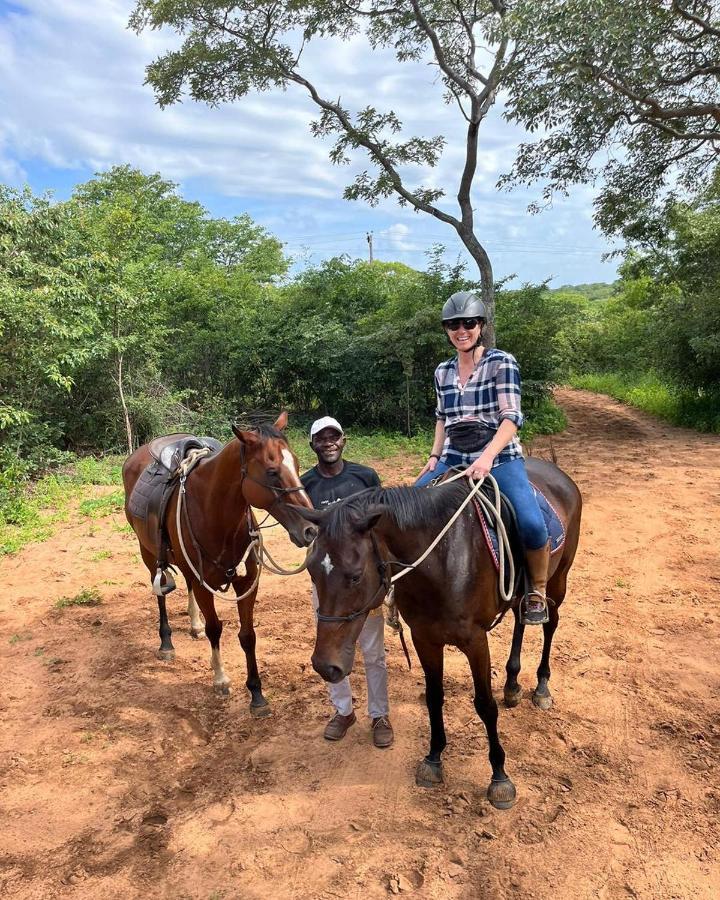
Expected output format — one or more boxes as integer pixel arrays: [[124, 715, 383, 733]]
[[123, 413, 315, 714], [298, 458, 581, 807]]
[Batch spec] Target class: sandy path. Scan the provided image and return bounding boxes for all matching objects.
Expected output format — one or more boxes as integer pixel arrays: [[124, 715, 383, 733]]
[[1, 388, 719, 899]]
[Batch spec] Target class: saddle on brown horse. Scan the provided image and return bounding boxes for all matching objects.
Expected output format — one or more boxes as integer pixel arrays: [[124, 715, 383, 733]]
[[127, 433, 222, 596]]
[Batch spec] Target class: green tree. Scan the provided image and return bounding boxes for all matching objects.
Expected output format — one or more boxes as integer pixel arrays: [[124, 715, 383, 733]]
[[504, 0, 720, 236], [0, 187, 99, 464], [130, 0, 522, 344], [64, 166, 289, 451]]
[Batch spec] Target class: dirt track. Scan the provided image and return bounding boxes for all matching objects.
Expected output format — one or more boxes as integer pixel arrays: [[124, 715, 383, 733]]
[[1, 388, 719, 900]]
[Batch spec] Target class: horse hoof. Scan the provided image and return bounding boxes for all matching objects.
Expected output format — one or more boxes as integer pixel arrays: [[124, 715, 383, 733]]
[[504, 686, 523, 708], [156, 649, 175, 662], [189, 628, 205, 641], [487, 777, 516, 810], [214, 682, 231, 697], [532, 691, 553, 711], [415, 758, 444, 788], [250, 701, 271, 719]]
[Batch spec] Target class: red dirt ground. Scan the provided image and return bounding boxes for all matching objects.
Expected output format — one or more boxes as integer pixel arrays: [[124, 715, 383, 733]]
[[1, 388, 719, 900]]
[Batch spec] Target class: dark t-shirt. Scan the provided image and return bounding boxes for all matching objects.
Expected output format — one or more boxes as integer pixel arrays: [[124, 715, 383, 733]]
[[300, 461, 381, 509]]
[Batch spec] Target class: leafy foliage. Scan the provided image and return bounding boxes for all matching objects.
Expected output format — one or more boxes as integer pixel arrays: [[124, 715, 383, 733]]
[[504, 0, 720, 234], [130, 0, 520, 334]]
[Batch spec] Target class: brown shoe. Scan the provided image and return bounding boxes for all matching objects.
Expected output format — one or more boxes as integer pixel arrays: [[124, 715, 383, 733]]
[[372, 716, 394, 749], [324, 711, 356, 741]]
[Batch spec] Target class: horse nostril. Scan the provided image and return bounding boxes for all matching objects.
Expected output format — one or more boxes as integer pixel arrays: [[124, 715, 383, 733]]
[[325, 665, 343, 683], [303, 524, 318, 544], [311, 656, 344, 683]]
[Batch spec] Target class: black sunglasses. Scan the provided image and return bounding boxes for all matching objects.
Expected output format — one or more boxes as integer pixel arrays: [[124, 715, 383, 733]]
[[445, 317, 481, 331]]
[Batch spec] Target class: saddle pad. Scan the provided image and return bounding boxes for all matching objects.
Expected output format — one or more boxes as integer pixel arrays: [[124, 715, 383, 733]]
[[477, 485, 565, 573], [127, 460, 173, 521]]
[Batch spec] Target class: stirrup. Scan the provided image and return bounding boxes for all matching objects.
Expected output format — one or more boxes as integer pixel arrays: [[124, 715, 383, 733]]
[[520, 591, 549, 626], [152, 567, 176, 597]]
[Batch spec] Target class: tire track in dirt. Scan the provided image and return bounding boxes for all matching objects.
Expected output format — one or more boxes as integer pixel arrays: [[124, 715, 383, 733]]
[[1, 388, 719, 899]]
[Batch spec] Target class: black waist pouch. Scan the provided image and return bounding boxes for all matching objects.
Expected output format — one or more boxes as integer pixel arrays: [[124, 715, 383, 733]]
[[446, 421, 496, 454]]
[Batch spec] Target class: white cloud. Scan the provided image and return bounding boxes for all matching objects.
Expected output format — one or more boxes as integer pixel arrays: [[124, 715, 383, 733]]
[[0, 0, 620, 285]]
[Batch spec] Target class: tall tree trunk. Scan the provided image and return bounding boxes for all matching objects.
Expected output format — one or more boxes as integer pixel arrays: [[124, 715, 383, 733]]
[[458, 228, 496, 348], [116, 353, 133, 455]]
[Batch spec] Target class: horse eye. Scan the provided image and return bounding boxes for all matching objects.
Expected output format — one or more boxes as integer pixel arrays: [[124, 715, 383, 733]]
[[347, 573, 362, 587], [266, 468, 280, 479]]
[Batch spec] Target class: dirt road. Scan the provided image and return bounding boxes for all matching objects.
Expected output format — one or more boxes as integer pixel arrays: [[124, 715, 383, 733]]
[[1, 389, 719, 899]]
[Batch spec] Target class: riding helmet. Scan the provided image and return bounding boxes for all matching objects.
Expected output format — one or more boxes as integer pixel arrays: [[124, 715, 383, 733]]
[[441, 291, 488, 322]]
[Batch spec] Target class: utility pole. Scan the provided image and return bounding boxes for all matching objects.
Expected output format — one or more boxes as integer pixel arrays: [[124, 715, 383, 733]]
[[366, 231, 373, 262]]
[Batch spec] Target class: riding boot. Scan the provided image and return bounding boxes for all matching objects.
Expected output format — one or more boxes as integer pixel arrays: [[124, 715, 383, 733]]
[[521, 540, 551, 625]]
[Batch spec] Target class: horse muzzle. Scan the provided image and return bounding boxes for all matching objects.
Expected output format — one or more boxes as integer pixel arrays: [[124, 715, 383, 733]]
[[311, 655, 347, 684]]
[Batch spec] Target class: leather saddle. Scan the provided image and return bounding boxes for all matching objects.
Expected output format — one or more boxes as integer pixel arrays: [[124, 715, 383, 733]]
[[129, 434, 222, 596], [148, 433, 223, 476]]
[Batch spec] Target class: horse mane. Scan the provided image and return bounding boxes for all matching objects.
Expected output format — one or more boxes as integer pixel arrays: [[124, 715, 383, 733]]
[[252, 422, 285, 441], [324, 481, 469, 539]]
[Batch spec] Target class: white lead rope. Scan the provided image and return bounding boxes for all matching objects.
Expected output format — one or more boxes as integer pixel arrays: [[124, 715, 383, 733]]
[[175, 477, 262, 602], [173, 447, 311, 601], [386, 469, 515, 604]]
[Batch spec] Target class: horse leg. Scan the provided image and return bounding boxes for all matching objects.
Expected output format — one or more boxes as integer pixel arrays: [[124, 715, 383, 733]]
[[412, 634, 447, 789], [503, 606, 526, 707], [533, 569, 566, 710], [186, 586, 205, 640], [463, 632, 516, 810], [193, 584, 231, 696], [234, 559, 269, 717], [140, 546, 175, 661]]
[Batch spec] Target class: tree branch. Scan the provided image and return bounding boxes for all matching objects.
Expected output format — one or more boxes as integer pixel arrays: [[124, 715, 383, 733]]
[[672, 1, 720, 39], [287, 69, 462, 229], [409, 0, 478, 99]]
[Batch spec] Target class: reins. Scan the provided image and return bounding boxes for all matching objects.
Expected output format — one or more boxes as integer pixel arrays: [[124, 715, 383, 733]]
[[379, 469, 516, 643], [173, 447, 312, 603]]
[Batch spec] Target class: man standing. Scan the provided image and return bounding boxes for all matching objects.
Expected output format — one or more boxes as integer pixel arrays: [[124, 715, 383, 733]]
[[301, 416, 394, 749]]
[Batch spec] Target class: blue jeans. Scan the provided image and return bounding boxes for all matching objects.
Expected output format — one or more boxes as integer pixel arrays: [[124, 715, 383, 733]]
[[415, 457, 548, 550]]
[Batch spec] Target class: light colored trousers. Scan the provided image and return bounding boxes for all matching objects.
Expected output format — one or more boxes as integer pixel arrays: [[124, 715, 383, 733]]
[[311, 586, 390, 719]]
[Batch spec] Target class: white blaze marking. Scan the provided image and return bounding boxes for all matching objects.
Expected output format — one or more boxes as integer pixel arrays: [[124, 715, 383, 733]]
[[321, 553, 334, 575], [281, 448, 310, 502]]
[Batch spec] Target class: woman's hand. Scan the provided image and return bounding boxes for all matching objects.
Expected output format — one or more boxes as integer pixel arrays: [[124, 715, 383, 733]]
[[418, 455, 439, 478], [467, 449, 494, 480]]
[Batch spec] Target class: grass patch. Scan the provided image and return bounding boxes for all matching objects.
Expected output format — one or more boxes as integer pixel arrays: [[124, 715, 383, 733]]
[[569, 372, 720, 433], [9, 632, 32, 644], [91, 549, 112, 561], [56, 587, 103, 608], [0, 454, 124, 556], [79, 491, 124, 518]]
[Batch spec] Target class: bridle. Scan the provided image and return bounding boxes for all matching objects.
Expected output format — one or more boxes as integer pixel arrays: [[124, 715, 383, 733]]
[[314, 533, 410, 624], [172, 438, 312, 601], [314, 532, 414, 668], [238, 441, 306, 510]]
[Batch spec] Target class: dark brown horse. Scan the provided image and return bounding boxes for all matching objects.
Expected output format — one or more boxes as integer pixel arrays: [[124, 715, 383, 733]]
[[298, 458, 581, 808], [123, 413, 315, 715]]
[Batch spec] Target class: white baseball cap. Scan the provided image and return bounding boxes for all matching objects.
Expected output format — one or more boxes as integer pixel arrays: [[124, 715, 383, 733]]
[[309, 416, 344, 438]]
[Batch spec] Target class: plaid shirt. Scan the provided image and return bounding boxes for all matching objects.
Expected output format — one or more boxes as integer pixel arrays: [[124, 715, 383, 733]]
[[434, 348, 524, 467]]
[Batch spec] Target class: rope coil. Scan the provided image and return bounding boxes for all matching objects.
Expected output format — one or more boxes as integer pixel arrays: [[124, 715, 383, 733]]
[[382, 469, 515, 635]]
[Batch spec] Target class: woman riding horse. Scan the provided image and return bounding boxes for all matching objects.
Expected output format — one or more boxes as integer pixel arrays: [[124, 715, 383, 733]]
[[416, 291, 550, 625]]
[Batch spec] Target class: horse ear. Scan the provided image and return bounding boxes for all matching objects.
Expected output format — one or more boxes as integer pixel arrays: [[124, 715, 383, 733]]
[[352, 504, 386, 534], [295, 506, 326, 524], [274, 411, 288, 431], [232, 424, 260, 447]]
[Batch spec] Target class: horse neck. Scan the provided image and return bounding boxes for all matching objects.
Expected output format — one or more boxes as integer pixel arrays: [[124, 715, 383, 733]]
[[378, 509, 497, 605], [188, 440, 249, 531]]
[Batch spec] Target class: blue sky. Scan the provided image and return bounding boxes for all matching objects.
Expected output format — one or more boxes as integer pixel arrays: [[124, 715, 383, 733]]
[[0, 1, 620, 286]]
